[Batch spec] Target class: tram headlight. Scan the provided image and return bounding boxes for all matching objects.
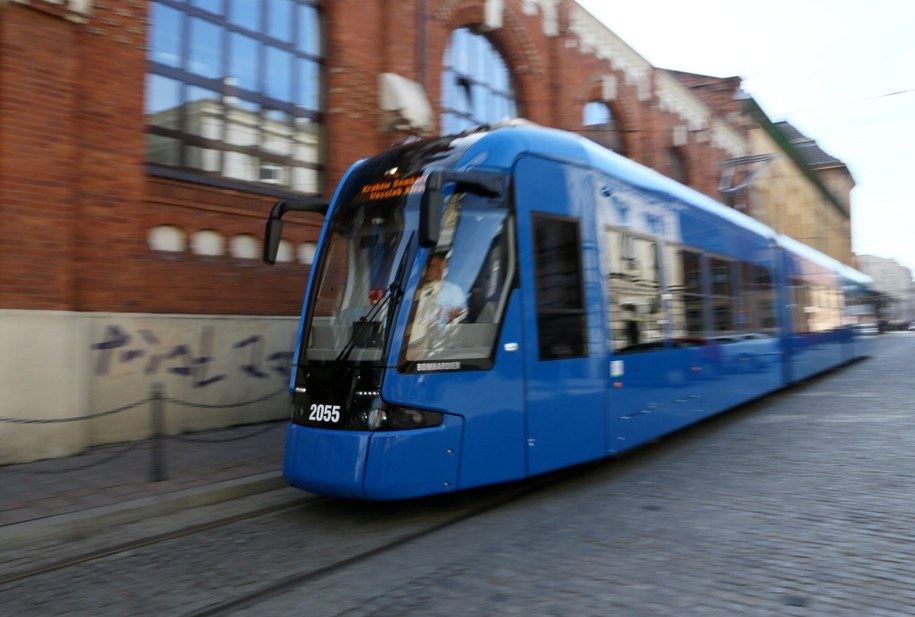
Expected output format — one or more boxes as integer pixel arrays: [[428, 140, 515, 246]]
[[366, 408, 387, 430], [386, 408, 443, 429], [358, 405, 443, 430]]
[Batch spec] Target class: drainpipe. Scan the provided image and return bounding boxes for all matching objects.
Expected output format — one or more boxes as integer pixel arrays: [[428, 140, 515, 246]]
[[416, 0, 427, 88]]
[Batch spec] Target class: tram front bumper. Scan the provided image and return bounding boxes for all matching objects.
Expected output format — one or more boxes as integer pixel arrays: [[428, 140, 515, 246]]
[[283, 415, 463, 500], [283, 423, 372, 499]]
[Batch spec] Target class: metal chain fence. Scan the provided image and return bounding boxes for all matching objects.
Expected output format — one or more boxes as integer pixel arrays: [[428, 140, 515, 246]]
[[0, 384, 289, 482], [0, 441, 145, 475]]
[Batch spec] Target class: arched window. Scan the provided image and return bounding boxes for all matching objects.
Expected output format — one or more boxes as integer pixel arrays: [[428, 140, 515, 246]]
[[191, 229, 226, 257], [582, 101, 625, 155], [148, 225, 186, 253], [668, 147, 688, 185], [441, 28, 517, 134], [583, 101, 610, 126], [229, 234, 260, 259]]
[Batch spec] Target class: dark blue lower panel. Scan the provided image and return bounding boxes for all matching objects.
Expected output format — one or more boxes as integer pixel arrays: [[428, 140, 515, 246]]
[[283, 424, 371, 499], [607, 340, 784, 454], [283, 415, 464, 500], [364, 414, 463, 500], [788, 334, 847, 383]]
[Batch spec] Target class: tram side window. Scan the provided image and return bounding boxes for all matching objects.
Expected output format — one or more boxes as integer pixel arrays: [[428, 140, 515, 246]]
[[739, 263, 777, 334], [756, 265, 778, 332], [790, 278, 812, 334], [737, 263, 756, 332], [667, 247, 705, 339], [710, 257, 736, 336], [533, 215, 587, 359], [808, 284, 844, 332], [403, 196, 514, 365], [605, 228, 664, 353], [820, 286, 833, 332], [827, 285, 846, 331], [466, 226, 512, 325]]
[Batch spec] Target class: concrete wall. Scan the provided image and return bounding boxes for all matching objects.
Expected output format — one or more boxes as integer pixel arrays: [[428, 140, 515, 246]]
[[0, 311, 297, 465]]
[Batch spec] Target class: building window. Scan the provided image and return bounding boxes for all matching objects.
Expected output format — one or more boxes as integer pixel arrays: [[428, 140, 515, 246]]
[[441, 27, 517, 134], [668, 147, 688, 184], [582, 101, 625, 154], [583, 100, 609, 125], [146, 0, 322, 195], [148, 225, 186, 253]]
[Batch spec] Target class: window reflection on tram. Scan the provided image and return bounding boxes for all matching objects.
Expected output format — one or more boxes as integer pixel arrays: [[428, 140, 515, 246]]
[[305, 198, 404, 362], [404, 192, 514, 365]]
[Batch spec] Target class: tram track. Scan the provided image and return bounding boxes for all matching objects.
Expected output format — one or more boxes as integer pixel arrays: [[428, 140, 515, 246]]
[[1, 399, 772, 617], [1, 464, 582, 617], [0, 495, 320, 587], [182, 468, 582, 617], [2, 417, 738, 616]]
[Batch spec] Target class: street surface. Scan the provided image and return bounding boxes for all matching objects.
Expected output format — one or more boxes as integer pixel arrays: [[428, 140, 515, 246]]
[[3, 334, 914, 616]]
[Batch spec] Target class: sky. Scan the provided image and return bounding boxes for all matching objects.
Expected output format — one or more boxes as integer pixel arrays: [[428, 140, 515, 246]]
[[576, 0, 915, 276]]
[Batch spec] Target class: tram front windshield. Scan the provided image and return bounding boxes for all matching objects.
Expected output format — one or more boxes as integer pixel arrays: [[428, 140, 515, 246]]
[[304, 180, 513, 369], [304, 190, 407, 363]]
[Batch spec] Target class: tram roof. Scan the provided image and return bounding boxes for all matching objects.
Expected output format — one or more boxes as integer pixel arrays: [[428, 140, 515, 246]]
[[463, 121, 872, 287]]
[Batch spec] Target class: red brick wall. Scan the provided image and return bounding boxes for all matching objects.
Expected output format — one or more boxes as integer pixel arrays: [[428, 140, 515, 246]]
[[72, 1, 149, 312], [143, 178, 321, 315], [0, 5, 80, 310], [0, 0, 742, 317], [323, 0, 389, 187]]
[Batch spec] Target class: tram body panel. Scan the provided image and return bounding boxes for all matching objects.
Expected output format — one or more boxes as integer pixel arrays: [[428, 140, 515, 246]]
[[266, 123, 874, 500], [604, 350, 682, 453], [588, 153, 788, 451], [283, 425, 371, 499], [363, 415, 464, 500], [514, 154, 607, 475], [779, 245, 854, 383], [381, 292, 528, 491]]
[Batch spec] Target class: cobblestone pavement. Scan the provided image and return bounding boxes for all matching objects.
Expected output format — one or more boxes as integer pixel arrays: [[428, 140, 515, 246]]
[[248, 334, 915, 616], [0, 420, 285, 529], [3, 336, 914, 616]]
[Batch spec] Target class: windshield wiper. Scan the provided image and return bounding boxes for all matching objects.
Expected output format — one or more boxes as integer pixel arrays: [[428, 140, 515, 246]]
[[330, 232, 414, 371]]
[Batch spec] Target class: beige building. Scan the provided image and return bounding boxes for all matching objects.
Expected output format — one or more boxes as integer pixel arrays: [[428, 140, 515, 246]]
[[673, 73, 855, 268], [737, 102, 854, 266]]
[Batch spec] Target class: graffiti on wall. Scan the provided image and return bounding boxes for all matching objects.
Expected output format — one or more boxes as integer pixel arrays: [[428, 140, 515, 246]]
[[90, 325, 294, 388]]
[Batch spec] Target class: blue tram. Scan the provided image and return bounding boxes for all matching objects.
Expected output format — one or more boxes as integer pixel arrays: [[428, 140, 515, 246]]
[[263, 122, 873, 500]]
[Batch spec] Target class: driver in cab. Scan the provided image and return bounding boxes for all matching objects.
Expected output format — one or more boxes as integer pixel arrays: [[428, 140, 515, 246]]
[[407, 252, 467, 357]]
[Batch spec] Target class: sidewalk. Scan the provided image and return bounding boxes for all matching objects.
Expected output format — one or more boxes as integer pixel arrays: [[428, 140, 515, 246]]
[[0, 421, 288, 551]]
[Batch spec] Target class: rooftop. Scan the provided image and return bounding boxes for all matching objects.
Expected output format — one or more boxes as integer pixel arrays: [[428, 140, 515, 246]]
[[774, 121, 846, 170]]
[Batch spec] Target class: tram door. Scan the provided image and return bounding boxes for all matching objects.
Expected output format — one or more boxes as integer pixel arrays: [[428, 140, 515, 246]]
[[515, 156, 606, 476]]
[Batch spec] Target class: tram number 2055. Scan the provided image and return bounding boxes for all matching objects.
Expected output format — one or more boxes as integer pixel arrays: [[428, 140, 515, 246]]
[[309, 404, 341, 423]]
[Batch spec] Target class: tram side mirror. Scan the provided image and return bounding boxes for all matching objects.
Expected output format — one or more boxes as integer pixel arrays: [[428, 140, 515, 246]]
[[264, 218, 285, 265], [419, 170, 505, 249], [263, 199, 328, 264], [419, 172, 444, 248]]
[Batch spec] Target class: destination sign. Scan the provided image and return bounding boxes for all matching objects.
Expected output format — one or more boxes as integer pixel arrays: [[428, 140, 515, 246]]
[[361, 175, 425, 201]]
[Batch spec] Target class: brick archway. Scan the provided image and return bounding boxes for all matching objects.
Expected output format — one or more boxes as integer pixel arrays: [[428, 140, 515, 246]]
[[431, 0, 544, 127], [578, 76, 643, 159]]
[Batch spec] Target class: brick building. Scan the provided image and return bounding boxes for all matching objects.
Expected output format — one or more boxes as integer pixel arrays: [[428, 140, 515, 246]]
[[0, 0, 844, 462]]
